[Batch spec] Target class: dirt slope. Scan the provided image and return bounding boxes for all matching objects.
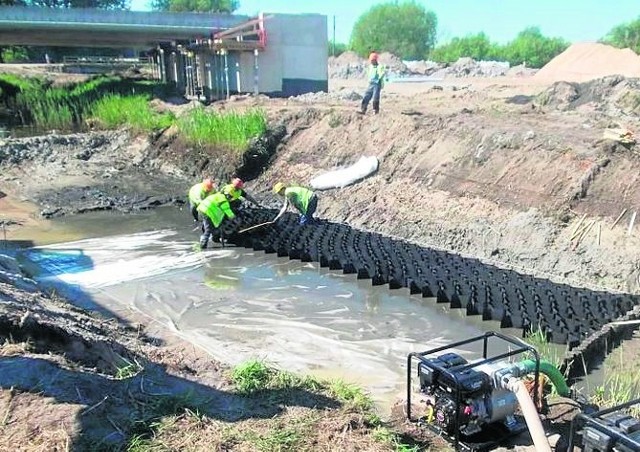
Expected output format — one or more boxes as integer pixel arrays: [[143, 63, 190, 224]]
[[244, 79, 640, 293]]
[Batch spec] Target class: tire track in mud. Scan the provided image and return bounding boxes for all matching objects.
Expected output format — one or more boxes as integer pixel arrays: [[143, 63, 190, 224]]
[[224, 208, 640, 383]]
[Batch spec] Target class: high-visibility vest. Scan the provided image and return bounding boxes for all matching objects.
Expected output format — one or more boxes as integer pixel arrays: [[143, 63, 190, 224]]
[[368, 64, 386, 86], [188, 183, 210, 205], [197, 193, 235, 227], [285, 186, 314, 214], [222, 184, 244, 201]]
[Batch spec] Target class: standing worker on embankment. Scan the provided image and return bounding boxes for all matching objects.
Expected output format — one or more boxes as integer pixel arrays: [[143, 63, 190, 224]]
[[188, 178, 215, 222], [197, 192, 236, 249], [273, 182, 318, 225], [222, 178, 262, 210], [358, 52, 386, 115]]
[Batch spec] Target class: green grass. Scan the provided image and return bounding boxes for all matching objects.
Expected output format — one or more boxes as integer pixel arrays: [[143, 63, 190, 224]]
[[231, 360, 374, 412], [522, 325, 565, 368], [2, 74, 270, 151], [230, 359, 323, 394], [177, 107, 267, 152], [373, 427, 421, 452], [590, 347, 640, 417], [251, 426, 303, 451], [328, 379, 374, 411], [91, 94, 174, 132], [0, 73, 41, 92], [1, 74, 172, 130]]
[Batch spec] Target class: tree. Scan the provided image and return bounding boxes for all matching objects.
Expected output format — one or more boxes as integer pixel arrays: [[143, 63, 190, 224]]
[[151, 0, 238, 13], [501, 27, 568, 68], [26, 0, 128, 8], [603, 17, 640, 54], [430, 33, 500, 63], [350, 1, 437, 60], [329, 42, 348, 57]]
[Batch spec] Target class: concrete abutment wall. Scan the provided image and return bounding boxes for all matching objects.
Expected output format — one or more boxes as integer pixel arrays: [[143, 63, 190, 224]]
[[162, 13, 328, 99]]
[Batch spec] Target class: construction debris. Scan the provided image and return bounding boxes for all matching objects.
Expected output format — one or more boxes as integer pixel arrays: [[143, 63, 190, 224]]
[[611, 208, 628, 229], [328, 52, 535, 80], [628, 211, 637, 236], [603, 127, 636, 145], [289, 89, 362, 103]]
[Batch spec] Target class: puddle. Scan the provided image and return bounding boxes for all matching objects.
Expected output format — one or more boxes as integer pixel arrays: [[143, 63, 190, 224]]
[[15, 207, 524, 412]]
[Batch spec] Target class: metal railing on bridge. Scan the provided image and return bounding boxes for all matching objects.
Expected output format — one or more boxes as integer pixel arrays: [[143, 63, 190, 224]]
[[62, 56, 153, 66]]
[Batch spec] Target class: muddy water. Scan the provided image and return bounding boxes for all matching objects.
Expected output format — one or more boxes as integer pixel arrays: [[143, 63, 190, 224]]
[[16, 207, 512, 412]]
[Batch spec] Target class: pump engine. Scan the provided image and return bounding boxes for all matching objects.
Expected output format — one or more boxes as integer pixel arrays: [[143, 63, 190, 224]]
[[407, 332, 543, 451], [417, 352, 522, 437]]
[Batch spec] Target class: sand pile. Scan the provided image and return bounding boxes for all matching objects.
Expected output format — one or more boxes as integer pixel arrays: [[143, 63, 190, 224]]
[[535, 42, 640, 82]]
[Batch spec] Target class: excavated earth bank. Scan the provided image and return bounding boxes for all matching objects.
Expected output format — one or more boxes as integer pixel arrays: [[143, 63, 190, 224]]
[[3, 74, 640, 449]]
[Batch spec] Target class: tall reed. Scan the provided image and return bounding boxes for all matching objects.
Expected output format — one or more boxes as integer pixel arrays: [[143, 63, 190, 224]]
[[91, 94, 174, 132], [177, 107, 267, 152]]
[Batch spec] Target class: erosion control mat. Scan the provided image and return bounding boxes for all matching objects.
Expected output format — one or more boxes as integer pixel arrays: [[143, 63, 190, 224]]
[[224, 208, 640, 383]]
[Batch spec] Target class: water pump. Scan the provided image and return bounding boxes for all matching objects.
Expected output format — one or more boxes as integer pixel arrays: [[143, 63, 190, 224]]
[[567, 397, 640, 452], [407, 332, 544, 451]]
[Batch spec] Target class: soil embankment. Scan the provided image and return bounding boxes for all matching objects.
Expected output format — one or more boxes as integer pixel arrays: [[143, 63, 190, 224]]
[[251, 78, 640, 294]]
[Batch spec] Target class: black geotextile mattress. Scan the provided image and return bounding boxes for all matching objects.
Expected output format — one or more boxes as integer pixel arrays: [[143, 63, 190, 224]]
[[222, 208, 640, 381]]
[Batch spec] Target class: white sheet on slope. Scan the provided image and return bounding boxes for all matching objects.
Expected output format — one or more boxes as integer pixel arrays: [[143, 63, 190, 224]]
[[310, 156, 379, 190]]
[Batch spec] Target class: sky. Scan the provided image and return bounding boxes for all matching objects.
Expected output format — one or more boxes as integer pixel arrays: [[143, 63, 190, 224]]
[[129, 0, 640, 45]]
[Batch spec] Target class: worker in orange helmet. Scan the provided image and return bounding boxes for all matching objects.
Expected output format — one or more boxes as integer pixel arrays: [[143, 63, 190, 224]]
[[358, 51, 386, 115], [222, 177, 262, 210], [187, 178, 215, 221]]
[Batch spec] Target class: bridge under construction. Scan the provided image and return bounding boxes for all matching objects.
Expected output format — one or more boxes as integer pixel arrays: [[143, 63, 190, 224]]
[[0, 6, 328, 99]]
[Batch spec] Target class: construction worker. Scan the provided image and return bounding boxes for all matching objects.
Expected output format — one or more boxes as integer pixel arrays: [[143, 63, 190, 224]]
[[222, 177, 261, 210], [273, 182, 318, 225], [188, 178, 215, 222], [197, 192, 235, 249], [359, 52, 386, 115]]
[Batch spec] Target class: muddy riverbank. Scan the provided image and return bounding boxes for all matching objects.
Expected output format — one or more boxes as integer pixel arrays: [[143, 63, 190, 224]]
[[2, 259, 437, 451], [2, 73, 640, 451]]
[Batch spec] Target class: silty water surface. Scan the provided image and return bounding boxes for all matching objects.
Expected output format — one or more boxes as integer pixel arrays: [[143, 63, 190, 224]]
[[18, 207, 500, 411]]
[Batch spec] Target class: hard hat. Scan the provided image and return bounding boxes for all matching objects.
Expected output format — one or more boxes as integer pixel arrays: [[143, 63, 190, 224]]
[[273, 182, 285, 194], [203, 178, 214, 191], [369, 52, 379, 62], [232, 177, 244, 189]]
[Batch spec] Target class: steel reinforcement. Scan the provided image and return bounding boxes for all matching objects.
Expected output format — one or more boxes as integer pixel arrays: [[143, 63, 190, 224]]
[[224, 209, 640, 382]]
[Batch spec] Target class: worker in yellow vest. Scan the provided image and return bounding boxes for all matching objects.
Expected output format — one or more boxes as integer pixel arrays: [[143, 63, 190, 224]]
[[222, 177, 261, 209], [197, 192, 236, 248], [358, 52, 386, 115], [273, 182, 318, 225], [187, 178, 215, 221]]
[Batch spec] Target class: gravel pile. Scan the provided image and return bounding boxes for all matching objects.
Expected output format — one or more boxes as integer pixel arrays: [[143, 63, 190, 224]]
[[430, 58, 510, 78], [289, 89, 362, 103], [329, 53, 535, 80]]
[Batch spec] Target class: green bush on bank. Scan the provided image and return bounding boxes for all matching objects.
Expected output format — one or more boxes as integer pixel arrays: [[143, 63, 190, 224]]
[[1, 74, 267, 152], [177, 106, 267, 153], [0, 74, 171, 130], [91, 94, 174, 132]]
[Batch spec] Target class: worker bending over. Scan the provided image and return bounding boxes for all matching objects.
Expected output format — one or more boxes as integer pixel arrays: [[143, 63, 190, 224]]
[[273, 182, 318, 225], [197, 192, 235, 249], [222, 178, 261, 210], [188, 178, 215, 221]]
